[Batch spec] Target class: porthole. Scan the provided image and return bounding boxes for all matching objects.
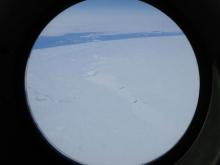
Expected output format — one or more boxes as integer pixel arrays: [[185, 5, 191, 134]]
[[24, 0, 206, 165]]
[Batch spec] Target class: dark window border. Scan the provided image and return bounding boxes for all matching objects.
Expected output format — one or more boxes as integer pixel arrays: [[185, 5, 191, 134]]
[[2, 0, 219, 165]]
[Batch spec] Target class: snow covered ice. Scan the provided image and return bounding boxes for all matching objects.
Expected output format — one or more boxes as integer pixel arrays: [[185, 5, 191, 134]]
[[25, 1, 200, 165]]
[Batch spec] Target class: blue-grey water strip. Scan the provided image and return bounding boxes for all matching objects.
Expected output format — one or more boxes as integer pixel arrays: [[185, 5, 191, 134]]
[[33, 31, 183, 49]]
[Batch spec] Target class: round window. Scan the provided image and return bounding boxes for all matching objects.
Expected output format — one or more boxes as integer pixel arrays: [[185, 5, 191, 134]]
[[25, 0, 200, 165]]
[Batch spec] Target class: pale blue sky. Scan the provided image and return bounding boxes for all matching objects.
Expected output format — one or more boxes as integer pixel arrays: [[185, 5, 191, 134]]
[[69, 0, 156, 12], [41, 0, 180, 36]]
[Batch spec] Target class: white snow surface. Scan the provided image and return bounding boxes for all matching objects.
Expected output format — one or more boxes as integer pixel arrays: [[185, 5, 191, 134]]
[[25, 35, 200, 165]]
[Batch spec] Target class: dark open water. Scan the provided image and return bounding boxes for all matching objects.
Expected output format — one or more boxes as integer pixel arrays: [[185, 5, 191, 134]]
[[33, 31, 183, 49]]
